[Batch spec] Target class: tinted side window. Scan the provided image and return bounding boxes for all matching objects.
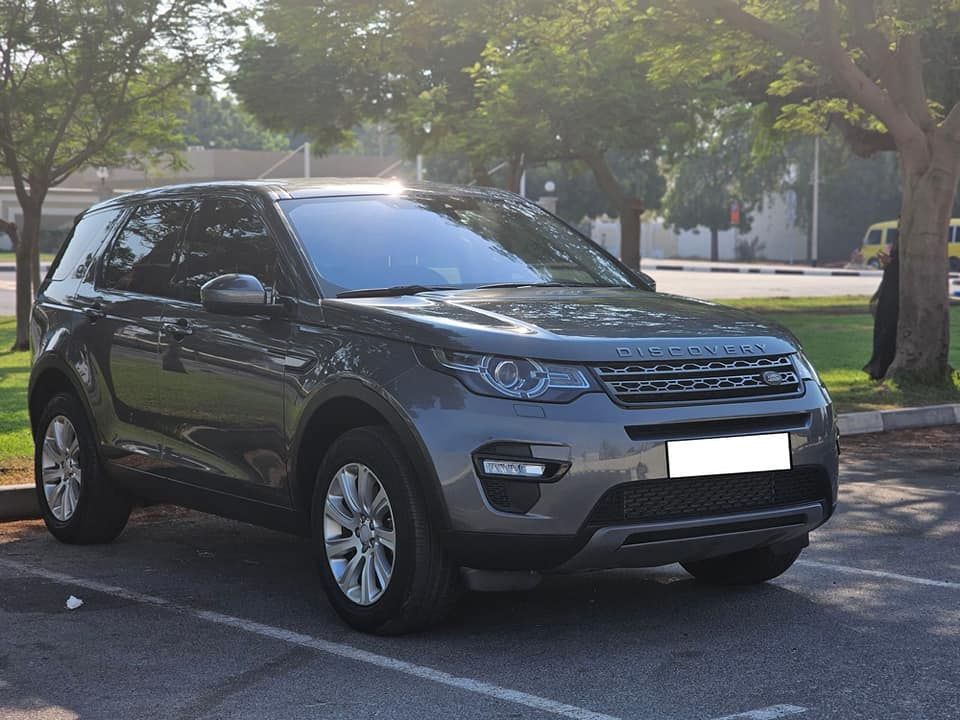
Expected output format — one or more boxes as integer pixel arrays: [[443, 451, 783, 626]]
[[865, 229, 882, 245], [51, 208, 123, 282], [171, 197, 278, 303], [100, 200, 191, 295], [886, 228, 899, 246]]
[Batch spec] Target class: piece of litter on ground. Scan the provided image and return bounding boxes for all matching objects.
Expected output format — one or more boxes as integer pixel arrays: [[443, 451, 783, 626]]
[[197, 550, 215, 558], [65, 595, 83, 610]]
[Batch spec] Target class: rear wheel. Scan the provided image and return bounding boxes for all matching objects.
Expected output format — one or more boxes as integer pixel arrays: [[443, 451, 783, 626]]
[[312, 426, 459, 634], [681, 545, 802, 585], [866, 257, 881, 269], [35, 393, 130, 544]]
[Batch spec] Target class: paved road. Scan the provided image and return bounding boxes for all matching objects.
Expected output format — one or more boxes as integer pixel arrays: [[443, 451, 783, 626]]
[[1, 428, 957, 720]]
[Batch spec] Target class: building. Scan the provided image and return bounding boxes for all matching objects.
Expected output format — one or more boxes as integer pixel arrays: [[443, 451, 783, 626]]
[[589, 190, 809, 263], [0, 148, 407, 250]]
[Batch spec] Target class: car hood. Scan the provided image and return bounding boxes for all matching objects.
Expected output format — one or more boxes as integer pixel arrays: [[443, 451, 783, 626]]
[[317, 287, 800, 362]]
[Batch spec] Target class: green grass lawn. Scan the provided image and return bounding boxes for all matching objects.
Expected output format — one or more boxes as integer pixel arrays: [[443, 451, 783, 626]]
[[724, 296, 960, 412], [0, 317, 33, 481], [0, 300, 957, 480]]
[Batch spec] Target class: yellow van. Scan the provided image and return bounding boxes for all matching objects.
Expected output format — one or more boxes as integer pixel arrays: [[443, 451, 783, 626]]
[[861, 219, 960, 270]]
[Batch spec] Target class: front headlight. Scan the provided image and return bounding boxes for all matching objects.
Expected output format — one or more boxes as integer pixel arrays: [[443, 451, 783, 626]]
[[423, 348, 593, 402]]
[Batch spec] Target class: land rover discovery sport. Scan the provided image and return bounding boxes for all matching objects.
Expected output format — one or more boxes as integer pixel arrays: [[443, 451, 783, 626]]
[[29, 179, 839, 634]]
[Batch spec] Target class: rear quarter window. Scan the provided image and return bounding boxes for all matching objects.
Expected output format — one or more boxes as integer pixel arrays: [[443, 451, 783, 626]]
[[49, 208, 124, 282]]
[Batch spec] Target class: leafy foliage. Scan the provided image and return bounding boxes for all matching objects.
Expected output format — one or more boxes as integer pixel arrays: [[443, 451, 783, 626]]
[[180, 94, 290, 151]]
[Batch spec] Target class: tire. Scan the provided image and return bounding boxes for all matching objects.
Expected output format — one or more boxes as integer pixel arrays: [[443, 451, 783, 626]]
[[35, 392, 131, 544], [311, 426, 459, 634], [681, 545, 802, 586], [866, 257, 880, 269]]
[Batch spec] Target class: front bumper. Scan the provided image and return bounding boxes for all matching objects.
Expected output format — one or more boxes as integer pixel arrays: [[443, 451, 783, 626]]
[[387, 366, 839, 570]]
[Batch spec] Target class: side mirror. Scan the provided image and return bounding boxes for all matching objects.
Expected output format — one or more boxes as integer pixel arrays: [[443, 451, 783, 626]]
[[633, 270, 656, 292], [200, 273, 274, 315]]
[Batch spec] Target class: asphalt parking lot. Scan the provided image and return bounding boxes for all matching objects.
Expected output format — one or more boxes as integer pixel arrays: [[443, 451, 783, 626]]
[[1, 428, 958, 720]]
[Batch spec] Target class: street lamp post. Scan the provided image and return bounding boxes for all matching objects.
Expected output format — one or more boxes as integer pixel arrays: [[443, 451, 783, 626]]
[[811, 135, 820, 265]]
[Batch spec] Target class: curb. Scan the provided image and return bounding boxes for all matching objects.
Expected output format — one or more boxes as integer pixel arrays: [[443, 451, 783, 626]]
[[641, 261, 885, 277], [838, 403, 960, 436], [0, 484, 38, 521]]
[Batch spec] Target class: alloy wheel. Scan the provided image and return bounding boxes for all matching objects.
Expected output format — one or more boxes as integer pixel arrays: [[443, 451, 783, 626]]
[[323, 462, 396, 605], [41, 415, 82, 522]]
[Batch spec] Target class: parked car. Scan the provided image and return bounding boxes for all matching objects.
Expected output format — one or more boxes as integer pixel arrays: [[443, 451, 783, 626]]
[[860, 218, 960, 270], [30, 180, 839, 633]]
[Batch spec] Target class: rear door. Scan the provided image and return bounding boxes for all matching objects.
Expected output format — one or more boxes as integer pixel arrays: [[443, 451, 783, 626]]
[[72, 198, 191, 474], [154, 194, 291, 505]]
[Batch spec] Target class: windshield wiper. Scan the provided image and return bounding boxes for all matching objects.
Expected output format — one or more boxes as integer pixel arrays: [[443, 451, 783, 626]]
[[475, 281, 618, 289], [336, 284, 455, 299]]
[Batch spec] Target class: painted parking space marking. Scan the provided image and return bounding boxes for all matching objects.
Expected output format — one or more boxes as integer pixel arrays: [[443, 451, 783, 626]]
[[709, 705, 807, 720], [0, 558, 619, 720], [797, 559, 960, 589], [0, 557, 811, 720]]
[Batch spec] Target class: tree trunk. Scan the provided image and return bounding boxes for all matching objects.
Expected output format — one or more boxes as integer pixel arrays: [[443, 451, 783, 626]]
[[710, 227, 720, 262], [619, 202, 642, 271], [30, 229, 41, 295], [582, 150, 643, 270], [887, 128, 960, 383], [14, 201, 41, 351]]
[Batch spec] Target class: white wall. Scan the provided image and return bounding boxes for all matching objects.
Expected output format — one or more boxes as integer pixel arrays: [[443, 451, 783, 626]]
[[588, 190, 808, 262]]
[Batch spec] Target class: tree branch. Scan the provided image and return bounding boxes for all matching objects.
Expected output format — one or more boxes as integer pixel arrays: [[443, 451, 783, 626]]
[[691, 0, 821, 64], [829, 113, 896, 156]]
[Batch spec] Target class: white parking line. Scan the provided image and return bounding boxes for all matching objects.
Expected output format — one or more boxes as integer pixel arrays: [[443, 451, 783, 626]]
[[709, 705, 807, 720], [0, 558, 618, 720], [797, 559, 960, 589]]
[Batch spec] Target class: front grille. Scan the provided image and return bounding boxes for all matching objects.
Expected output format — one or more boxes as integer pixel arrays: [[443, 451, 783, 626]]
[[592, 354, 801, 405], [587, 466, 828, 526]]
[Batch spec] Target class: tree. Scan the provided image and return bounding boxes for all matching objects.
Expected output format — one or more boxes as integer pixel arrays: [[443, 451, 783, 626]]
[[181, 93, 290, 151], [663, 110, 776, 260], [650, 1, 960, 383], [462, 0, 698, 269], [234, 1, 693, 269], [0, 0, 230, 349]]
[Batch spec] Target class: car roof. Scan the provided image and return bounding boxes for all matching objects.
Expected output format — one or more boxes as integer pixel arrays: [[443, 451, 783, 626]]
[[84, 178, 510, 214]]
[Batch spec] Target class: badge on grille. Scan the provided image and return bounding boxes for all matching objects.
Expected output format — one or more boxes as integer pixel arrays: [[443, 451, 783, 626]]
[[762, 370, 788, 386]]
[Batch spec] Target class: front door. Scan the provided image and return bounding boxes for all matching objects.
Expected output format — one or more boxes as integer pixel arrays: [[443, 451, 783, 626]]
[[155, 196, 290, 505]]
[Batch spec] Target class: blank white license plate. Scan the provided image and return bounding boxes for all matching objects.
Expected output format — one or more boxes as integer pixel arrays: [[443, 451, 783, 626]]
[[666, 433, 791, 479]]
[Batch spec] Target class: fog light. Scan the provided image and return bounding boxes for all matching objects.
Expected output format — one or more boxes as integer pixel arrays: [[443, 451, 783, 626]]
[[481, 459, 547, 478]]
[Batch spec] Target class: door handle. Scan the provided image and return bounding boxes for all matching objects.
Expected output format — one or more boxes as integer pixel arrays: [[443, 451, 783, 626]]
[[82, 303, 105, 321], [162, 320, 194, 338]]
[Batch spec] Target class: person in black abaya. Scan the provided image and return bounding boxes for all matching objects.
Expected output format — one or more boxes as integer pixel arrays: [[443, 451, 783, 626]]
[[863, 242, 899, 380]]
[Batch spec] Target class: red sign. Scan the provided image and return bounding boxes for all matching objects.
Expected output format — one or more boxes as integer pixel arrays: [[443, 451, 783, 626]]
[[730, 200, 741, 225]]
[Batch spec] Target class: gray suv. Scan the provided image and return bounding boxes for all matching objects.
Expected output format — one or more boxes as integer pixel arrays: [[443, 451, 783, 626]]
[[30, 180, 838, 634]]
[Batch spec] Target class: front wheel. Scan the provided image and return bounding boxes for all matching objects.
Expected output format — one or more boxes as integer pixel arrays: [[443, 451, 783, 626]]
[[35, 393, 131, 544], [681, 545, 802, 585], [312, 426, 459, 634]]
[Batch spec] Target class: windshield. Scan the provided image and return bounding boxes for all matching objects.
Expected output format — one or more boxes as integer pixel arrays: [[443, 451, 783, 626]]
[[278, 192, 637, 295]]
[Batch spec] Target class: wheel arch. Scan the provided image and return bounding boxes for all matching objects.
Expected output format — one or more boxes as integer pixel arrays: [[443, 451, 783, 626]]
[[29, 355, 95, 441], [289, 379, 451, 532]]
